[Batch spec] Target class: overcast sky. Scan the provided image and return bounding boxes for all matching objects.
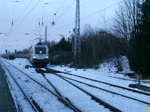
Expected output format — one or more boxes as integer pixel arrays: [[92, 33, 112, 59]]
[[0, 0, 121, 54]]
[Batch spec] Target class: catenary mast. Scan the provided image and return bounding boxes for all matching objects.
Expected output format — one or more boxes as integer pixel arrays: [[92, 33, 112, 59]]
[[73, 0, 80, 60]]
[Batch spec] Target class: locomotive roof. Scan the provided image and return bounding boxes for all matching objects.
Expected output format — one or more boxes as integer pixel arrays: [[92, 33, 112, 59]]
[[33, 43, 48, 47], [36, 42, 44, 45]]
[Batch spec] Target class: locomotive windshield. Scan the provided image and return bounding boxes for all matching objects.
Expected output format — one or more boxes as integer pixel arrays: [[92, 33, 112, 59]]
[[35, 47, 46, 54]]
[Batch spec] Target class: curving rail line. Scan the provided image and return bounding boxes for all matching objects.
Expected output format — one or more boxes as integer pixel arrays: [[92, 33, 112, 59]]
[[1, 60, 43, 112], [2, 60, 81, 112], [46, 68, 150, 96], [36, 68, 81, 112], [39, 68, 122, 112], [48, 71, 150, 105]]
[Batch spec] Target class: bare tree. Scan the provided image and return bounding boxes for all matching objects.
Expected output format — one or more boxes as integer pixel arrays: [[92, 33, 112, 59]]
[[112, 0, 142, 40]]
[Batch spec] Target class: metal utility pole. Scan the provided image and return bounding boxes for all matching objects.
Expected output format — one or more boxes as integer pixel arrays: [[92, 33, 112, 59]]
[[45, 25, 47, 43], [73, 0, 80, 60]]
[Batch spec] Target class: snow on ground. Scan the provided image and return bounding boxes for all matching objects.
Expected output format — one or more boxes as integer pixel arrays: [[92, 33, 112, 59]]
[[0, 57, 150, 112], [68, 79, 146, 112], [48, 56, 150, 87], [57, 72, 149, 102], [1, 59, 73, 112], [45, 74, 110, 112]]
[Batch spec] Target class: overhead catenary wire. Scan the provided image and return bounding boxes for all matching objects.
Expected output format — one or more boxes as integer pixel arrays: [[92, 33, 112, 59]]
[[7, 0, 33, 35], [38, 0, 69, 33], [42, 0, 75, 36], [14, 0, 34, 23], [7, 0, 124, 40], [81, 0, 123, 20], [50, 0, 68, 20], [17, 0, 41, 23], [54, 0, 75, 23], [41, 0, 74, 30], [48, 0, 124, 36], [7, 1, 19, 36], [9, 0, 74, 36], [33, 0, 72, 38], [8, 0, 42, 35]]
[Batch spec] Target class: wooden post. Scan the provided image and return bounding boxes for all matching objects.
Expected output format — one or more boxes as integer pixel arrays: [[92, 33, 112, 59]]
[[136, 74, 142, 85]]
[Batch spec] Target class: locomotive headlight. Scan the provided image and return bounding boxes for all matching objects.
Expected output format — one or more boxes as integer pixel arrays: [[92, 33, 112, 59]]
[[33, 56, 36, 59], [45, 56, 49, 59]]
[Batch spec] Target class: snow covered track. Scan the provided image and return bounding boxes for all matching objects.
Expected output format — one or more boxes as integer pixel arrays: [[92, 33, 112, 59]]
[[45, 67, 150, 112], [46, 68, 150, 96], [51, 73, 150, 105], [1, 58, 149, 112], [44, 68, 122, 112], [109, 76, 150, 84], [1, 60, 79, 112], [36, 68, 81, 112], [1, 60, 43, 112]]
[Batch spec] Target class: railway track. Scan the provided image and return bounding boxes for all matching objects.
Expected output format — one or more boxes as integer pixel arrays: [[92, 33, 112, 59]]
[[109, 76, 150, 84], [2, 60, 81, 112], [3, 59, 122, 112], [37, 68, 123, 112], [1, 60, 43, 112], [48, 71, 150, 105], [43, 68, 150, 108], [2, 58, 149, 112], [36, 68, 81, 112], [46, 68, 150, 96], [37, 67, 150, 112], [27, 60, 122, 112]]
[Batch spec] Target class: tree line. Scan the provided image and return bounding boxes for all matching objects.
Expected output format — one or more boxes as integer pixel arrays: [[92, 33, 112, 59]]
[[48, 27, 128, 69], [113, 0, 150, 76]]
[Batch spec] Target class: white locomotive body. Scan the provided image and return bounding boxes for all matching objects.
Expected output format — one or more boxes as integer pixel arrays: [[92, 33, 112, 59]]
[[30, 43, 49, 67]]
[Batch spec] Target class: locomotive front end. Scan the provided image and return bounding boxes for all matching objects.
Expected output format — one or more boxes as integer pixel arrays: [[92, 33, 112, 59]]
[[31, 44, 49, 67]]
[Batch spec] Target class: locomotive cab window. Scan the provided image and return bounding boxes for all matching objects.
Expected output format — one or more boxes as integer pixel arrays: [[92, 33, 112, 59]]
[[35, 47, 46, 54]]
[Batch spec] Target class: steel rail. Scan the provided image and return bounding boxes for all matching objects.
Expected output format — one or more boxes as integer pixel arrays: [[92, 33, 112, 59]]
[[36, 68, 82, 112], [1, 60, 42, 112], [46, 68, 150, 96], [4, 60, 81, 112], [52, 73, 150, 105], [47, 69, 122, 112]]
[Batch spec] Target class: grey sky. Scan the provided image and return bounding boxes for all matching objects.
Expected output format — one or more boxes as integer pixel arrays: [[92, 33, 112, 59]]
[[0, 0, 121, 54]]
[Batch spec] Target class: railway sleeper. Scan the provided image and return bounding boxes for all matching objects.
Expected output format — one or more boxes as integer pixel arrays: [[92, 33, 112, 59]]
[[129, 84, 150, 92]]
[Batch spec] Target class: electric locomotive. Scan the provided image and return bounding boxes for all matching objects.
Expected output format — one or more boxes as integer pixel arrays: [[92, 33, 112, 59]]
[[30, 42, 49, 67]]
